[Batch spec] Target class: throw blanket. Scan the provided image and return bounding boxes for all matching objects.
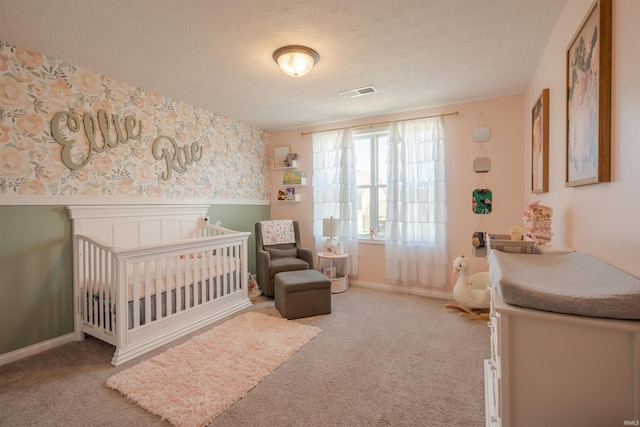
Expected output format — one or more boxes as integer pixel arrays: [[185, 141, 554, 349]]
[[488, 250, 640, 320], [261, 220, 295, 245]]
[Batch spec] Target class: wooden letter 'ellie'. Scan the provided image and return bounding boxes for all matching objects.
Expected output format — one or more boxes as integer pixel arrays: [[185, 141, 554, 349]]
[[51, 109, 142, 170]]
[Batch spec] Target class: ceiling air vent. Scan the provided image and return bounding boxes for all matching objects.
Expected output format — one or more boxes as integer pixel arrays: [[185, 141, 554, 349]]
[[339, 85, 378, 99]]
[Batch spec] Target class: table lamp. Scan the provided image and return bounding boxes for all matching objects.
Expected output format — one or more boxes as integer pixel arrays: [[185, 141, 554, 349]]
[[322, 217, 339, 255]]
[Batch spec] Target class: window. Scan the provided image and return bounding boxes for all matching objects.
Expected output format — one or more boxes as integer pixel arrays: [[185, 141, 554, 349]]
[[354, 128, 389, 238]]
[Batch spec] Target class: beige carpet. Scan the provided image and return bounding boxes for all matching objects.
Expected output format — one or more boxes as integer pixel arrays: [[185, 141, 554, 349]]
[[106, 312, 321, 427]]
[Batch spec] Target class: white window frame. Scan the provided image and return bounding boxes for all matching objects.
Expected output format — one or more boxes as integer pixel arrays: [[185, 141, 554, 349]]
[[354, 126, 389, 239]]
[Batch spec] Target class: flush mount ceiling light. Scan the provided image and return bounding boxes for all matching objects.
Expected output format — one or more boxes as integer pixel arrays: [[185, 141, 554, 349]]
[[273, 45, 319, 77]]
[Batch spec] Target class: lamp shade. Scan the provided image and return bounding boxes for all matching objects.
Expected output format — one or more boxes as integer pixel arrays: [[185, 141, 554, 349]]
[[273, 45, 319, 77], [323, 217, 339, 237]]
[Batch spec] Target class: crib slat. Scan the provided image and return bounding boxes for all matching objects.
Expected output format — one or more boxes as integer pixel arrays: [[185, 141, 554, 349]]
[[173, 256, 178, 314], [185, 255, 192, 308], [97, 245, 104, 329], [81, 239, 88, 322], [199, 252, 203, 304], [155, 259, 162, 320], [107, 249, 114, 332], [132, 263, 140, 328], [176, 254, 182, 312], [229, 246, 234, 294], [165, 257, 174, 317], [90, 244, 97, 326], [99, 246, 105, 330], [207, 249, 214, 301], [144, 260, 151, 324], [199, 250, 205, 303], [233, 244, 240, 293], [222, 246, 229, 295], [216, 249, 223, 297], [193, 254, 200, 306]]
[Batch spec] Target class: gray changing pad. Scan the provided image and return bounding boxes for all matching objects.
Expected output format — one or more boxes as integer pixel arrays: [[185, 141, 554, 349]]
[[488, 250, 640, 320]]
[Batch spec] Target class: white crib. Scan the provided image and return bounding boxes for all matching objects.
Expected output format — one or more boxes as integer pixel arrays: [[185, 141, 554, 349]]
[[68, 204, 252, 366]]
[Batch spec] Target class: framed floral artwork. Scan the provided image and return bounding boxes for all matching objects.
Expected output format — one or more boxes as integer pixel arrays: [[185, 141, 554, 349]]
[[566, 0, 612, 187], [532, 88, 549, 193]]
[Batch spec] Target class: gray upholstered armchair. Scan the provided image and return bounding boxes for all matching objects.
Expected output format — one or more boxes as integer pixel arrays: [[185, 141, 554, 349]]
[[255, 220, 314, 297]]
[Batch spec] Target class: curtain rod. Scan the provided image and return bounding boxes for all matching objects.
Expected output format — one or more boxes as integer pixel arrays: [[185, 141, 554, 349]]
[[300, 110, 459, 136]]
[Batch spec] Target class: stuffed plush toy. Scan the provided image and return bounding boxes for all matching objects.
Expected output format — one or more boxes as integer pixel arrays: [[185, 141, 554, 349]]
[[445, 254, 491, 319]]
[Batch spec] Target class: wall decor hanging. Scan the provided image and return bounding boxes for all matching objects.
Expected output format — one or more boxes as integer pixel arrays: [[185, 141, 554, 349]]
[[566, 0, 612, 187], [472, 188, 492, 214], [473, 157, 491, 173], [473, 113, 491, 143], [471, 113, 492, 255], [473, 143, 491, 173], [532, 88, 549, 193], [472, 217, 489, 257]]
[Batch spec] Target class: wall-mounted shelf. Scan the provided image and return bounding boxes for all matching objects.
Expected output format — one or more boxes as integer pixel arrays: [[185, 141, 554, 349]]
[[273, 160, 298, 170], [276, 158, 304, 202], [276, 187, 301, 202], [282, 171, 305, 186]]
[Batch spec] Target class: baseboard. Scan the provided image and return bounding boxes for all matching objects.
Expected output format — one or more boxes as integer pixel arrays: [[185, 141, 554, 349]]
[[350, 280, 453, 300], [0, 333, 75, 367]]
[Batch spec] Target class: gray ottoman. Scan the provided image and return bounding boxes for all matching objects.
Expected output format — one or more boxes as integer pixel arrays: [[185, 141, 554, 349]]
[[275, 270, 332, 319]]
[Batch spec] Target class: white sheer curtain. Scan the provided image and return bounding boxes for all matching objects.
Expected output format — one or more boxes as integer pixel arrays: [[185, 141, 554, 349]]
[[312, 129, 359, 275], [385, 117, 447, 286]]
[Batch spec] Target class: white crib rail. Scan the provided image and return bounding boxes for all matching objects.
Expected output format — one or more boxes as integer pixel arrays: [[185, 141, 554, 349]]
[[73, 235, 117, 345]]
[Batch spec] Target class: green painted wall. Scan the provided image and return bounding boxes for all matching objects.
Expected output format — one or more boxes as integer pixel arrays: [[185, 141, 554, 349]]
[[207, 204, 270, 274], [0, 204, 269, 356]]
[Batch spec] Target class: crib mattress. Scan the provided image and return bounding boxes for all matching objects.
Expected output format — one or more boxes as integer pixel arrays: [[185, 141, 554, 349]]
[[84, 256, 238, 302], [126, 257, 238, 300], [86, 257, 240, 329], [488, 250, 640, 320]]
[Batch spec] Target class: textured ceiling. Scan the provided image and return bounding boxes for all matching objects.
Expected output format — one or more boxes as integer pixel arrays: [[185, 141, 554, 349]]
[[0, 0, 566, 130]]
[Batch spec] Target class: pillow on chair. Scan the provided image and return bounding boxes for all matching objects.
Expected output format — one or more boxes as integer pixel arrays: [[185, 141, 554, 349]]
[[265, 247, 298, 259]]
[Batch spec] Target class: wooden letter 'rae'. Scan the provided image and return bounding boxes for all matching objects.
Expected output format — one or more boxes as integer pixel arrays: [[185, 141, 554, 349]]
[[151, 135, 202, 181]]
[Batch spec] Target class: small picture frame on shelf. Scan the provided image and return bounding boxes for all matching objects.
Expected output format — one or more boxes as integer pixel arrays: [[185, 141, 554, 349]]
[[274, 146, 290, 169], [285, 153, 298, 168], [285, 187, 296, 201], [282, 170, 304, 185]]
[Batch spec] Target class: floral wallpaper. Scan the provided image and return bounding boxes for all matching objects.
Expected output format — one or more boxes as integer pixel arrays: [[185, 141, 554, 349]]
[[0, 40, 270, 201]]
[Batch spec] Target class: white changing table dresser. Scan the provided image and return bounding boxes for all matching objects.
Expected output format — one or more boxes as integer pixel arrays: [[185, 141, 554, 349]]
[[485, 286, 640, 427]]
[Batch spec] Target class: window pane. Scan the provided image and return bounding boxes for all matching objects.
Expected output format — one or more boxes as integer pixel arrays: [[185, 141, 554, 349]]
[[377, 135, 388, 185], [357, 187, 371, 235], [377, 186, 387, 237], [355, 138, 371, 186]]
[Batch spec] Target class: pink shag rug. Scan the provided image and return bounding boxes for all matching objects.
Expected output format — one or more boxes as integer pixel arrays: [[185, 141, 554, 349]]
[[106, 312, 321, 426]]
